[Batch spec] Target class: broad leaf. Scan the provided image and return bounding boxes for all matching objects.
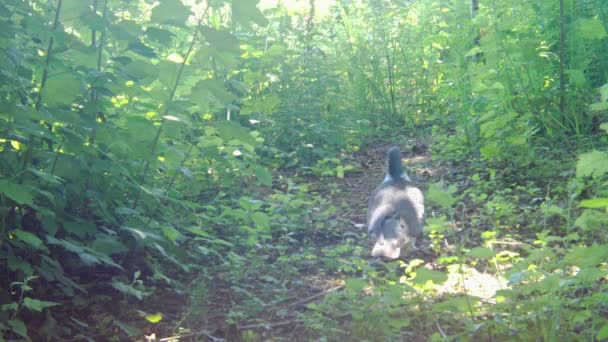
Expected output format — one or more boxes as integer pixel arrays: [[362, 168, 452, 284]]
[[41, 72, 81, 107], [144, 312, 163, 323], [254, 166, 272, 186], [575, 18, 608, 40], [7, 319, 28, 339], [0, 180, 34, 205], [232, 0, 268, 27], [22, 298, 60, 312], [12, 230, 44, 250], [413, 268, 448, 285], [562, 244, 608, 268], [576, 151, 608, 179], [251, 211, 270, 232], [468, 247, 496, 259], [151, 1, 191, 26], [579, 198, 608, 209]]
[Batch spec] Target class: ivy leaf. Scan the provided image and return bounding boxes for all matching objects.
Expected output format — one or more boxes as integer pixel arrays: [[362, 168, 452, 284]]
[[0, 181, 33, 205], [22, 298, 60, 312], [576, 150, 608, 179], [12, 230, 44, 250], [151, 1, 191, 26], [254, 166, 272, 186]]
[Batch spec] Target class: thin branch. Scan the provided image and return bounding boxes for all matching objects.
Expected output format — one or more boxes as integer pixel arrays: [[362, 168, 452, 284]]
[[288, 284, 343, 308]]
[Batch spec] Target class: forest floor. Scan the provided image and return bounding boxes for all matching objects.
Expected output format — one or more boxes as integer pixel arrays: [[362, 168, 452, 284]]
[[141, 135, 505, 341]]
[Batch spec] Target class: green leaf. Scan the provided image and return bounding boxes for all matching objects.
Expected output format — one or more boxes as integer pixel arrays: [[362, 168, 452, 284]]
[[145, 27, 174, 45], [601, 84, 608, 103], [7, 319, 28, 339], [7, 257, 34, 275], [144, 312, 163, 323], [211, 239, 233, 247], [151, 1, 191, 26], [468, 247, 496, 259], [200, 26, 241, 54], [232, 0, 268, 27], [91, 234, 129, 255], [191, 79, 239, 108], [12, 230, 44, 249], [575, 18, 607, 40], [41, 72, 81, 107], [186, 227, 210, 237], [254, 166, 272, 186], [344, 278, 367, 294], [128, 41, 157, 58], [22, 298, 60, 312], [336, 165, 345, 178], [215, 121, 260, 147], [29, 169, 64, 185], [161, 226, 181, 242], [575, 209, 608, 230], [562, 244, 608, 268], [0, 180, 34, 205], [251, 211, 270, 232], [426, 182, 457, 209], [579, 198, 608, 209], [111, 281, 150, 300], [59, 0, 90, 21], [590, 102, 608, 111], [576, 150, 608, 179], [597, 323, 608, 340], [413, 268, 448, 285]]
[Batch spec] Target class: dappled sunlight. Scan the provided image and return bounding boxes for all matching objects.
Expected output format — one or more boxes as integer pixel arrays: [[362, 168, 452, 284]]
[[435, 265, 507, 300], [2, 0, 607, 341]]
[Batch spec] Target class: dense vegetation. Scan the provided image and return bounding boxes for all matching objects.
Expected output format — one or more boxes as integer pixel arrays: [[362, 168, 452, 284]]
[[1, 0, 607, 340]]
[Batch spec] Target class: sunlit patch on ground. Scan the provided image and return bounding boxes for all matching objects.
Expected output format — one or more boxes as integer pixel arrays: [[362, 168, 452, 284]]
[[435, 265, 508, 300]]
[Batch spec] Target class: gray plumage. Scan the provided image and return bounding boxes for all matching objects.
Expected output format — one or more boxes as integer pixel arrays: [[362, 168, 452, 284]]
[[367, 147, 424, 259]]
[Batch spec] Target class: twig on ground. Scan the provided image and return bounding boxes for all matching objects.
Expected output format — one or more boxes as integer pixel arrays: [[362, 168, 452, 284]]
[[145, 330, 225, 342], [288, 284, 344, 308], [238, 320, 297, 330], [435, 321, 448, 339]]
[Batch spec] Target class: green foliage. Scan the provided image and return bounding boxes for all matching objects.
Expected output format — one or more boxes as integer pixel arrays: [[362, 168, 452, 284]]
[[1, 0, 607, 340]]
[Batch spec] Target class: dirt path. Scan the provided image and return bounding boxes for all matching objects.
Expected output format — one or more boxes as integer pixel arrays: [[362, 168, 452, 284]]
[[143, 140, 436, 342]]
